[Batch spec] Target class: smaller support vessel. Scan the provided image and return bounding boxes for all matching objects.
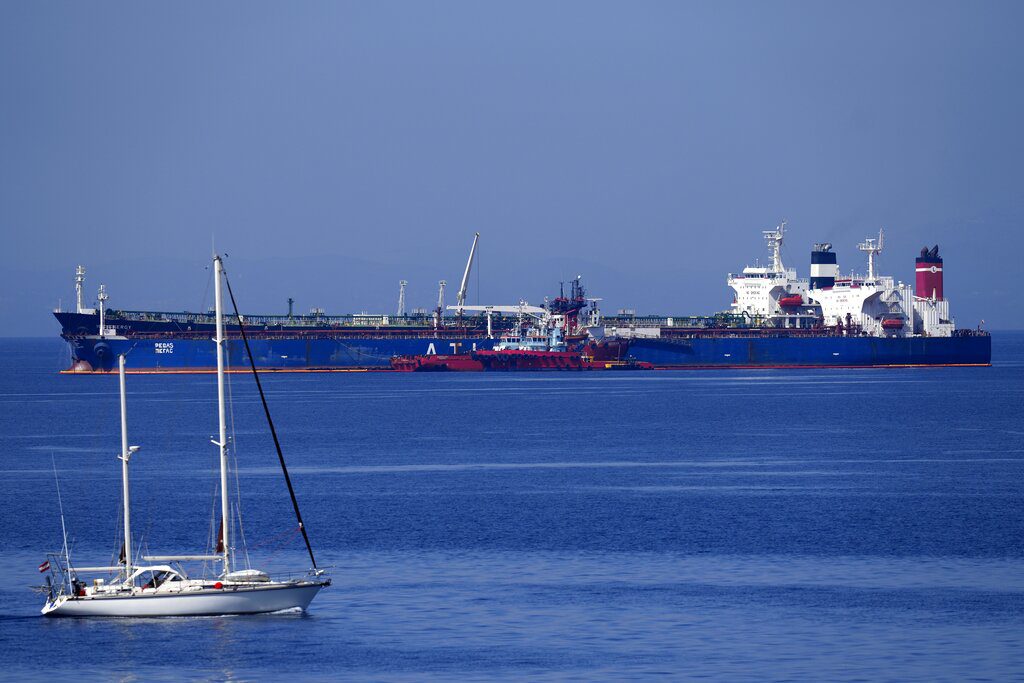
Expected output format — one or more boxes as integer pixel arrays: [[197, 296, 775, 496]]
[[391, 304, 652, 372], [390, 354, 485, 372]]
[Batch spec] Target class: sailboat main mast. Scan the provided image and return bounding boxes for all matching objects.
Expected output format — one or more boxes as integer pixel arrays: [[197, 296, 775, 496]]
[[213, 255, 230, 576], [119, 354, 132, 579]]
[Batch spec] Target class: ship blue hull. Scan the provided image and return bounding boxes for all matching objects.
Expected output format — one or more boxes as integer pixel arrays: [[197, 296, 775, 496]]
[[626, 334, 991, 368], [66, 336, 495, 372], [63, 333, 991, 372]]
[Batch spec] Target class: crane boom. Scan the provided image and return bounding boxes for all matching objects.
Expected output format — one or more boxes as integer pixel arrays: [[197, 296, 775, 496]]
[[456, 232, 480, 310], [446, 304, 546, 315]]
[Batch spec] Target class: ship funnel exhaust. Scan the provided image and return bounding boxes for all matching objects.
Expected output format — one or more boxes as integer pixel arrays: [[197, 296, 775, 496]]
[[810, 243, 838, 289], [915, 245, 943, 300]]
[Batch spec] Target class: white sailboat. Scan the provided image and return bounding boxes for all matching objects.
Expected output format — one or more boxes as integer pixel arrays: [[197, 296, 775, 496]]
[[41, 255, 329, 617]]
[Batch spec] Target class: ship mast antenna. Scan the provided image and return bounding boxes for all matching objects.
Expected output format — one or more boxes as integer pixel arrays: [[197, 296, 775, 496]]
[[397, 280, 407, 317], [857, 228, 884, 281], [97, 284, 109, 338], [75, 266, 86, 313], [762, 221, 786, 273]]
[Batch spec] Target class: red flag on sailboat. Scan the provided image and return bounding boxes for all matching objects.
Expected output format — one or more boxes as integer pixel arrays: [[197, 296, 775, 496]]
[[38, 560, 50, 573], [216, 519, 224, 554]]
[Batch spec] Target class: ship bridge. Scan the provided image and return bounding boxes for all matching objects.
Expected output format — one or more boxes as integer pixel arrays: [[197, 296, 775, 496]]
[[726, 223, 809, 323]]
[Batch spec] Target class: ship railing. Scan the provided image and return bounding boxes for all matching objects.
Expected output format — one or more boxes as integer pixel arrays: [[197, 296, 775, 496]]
[[104, 309, 513, 329], [658, 327, 853, 340], [116, 330, 496, 341], [952, 328, 991, 337], [253, 567, 333, 583]]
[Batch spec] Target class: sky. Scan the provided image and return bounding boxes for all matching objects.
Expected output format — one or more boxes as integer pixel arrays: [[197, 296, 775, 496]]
[[1, 1, 1022, 335]]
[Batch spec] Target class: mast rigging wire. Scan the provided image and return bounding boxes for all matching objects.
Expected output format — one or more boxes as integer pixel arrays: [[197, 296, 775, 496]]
[[225, 361, 252, 569], [221, 268, 318, 570], [50, 453, 72, 591]]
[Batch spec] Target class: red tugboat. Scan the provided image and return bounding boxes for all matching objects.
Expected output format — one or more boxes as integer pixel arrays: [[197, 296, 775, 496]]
[[391, 297, 652, 372], [389, 354, 484, 371]]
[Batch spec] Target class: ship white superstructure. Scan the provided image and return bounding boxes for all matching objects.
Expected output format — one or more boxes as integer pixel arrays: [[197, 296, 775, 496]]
[[727, 222, 812, 326], [806, 231, 912, 336], [727, 225, 962, 339]]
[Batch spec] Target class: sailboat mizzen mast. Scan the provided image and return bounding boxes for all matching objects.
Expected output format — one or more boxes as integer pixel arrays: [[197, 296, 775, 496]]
[[213, 256, 230, 576], [221, 266, 319, 571], [50, 454, 73, 595]]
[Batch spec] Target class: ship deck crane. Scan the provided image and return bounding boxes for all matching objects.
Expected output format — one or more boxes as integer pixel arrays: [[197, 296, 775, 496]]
[[455, 232, 480, 313], [447, 304, 547, 315], [434, 280, 446, 329], [447, 303, 547, 339]]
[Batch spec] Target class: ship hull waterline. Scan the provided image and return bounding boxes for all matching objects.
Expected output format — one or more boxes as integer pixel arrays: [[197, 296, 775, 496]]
[[62, 335, 495, 373], [625, 334, 991, 368], [42, 582, 326, 618], [60, 334, 991, 372]]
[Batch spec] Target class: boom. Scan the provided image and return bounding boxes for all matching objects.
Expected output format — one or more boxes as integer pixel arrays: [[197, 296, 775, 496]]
[[456, 232, 480, 310]]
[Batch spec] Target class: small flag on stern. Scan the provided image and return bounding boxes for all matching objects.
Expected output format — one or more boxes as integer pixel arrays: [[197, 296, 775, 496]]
[[38, 560, 50, 573]]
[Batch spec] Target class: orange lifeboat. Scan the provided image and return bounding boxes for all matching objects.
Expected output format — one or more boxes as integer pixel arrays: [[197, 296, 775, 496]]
[[779, 294, 803, 308], [881, 318, 904, 330]]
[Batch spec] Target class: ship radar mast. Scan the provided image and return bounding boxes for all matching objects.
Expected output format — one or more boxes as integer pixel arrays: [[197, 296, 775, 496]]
[[97, 284, 109, 338], [75, 265, 86, 313], [857, 228, 884, 281], [763, 221, 786, 273], [397, 280, 408, 316]]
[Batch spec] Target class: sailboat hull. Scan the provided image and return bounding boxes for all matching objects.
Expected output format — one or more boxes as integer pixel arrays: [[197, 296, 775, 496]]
[[42, 582, 326, 618]]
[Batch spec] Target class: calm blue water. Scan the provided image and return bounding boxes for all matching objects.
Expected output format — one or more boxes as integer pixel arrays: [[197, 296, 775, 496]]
[[1, 334, 1023, 681]]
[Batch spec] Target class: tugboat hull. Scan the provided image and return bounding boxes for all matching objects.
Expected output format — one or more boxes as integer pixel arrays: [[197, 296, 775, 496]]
[[390, 346, 653, 372]]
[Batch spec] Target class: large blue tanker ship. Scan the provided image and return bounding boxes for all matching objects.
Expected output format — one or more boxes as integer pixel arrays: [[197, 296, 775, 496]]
[[55, 308, 499, 372], [53, 229, 990, 372]]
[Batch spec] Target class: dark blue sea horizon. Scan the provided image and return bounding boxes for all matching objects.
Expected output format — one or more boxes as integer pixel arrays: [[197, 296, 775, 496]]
[[1, 334, 1022, 680]]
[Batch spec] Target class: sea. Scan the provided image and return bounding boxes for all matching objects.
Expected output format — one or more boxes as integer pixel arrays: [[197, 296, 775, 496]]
[[0, 334, 1022, 681]]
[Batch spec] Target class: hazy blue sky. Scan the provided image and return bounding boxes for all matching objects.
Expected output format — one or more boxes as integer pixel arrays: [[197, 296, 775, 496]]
[[2, 1, 1021, 335]]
